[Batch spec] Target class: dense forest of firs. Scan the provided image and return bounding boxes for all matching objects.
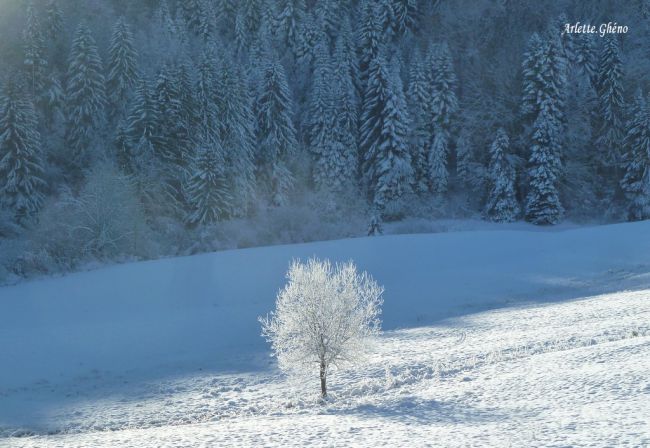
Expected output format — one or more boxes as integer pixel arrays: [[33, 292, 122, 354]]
[[0, 0, 649, 282]]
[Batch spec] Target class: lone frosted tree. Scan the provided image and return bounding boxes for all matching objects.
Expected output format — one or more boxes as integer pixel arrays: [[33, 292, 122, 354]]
[[260, 258, 383, 398], [484, 128, 519, 222]]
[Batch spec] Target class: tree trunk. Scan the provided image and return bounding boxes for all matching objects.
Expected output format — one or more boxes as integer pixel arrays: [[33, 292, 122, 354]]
[[320, 358, 327, 398]]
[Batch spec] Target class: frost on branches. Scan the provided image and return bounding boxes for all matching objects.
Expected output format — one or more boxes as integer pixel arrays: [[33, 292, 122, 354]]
[[259, 258, 383, 398]]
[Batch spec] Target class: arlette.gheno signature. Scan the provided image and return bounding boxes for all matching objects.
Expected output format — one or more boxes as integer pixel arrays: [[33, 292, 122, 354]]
[[562, 22, 628, 37]]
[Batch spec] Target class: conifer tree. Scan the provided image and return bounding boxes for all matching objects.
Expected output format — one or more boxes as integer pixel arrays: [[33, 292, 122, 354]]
[[307, 40, 334, 162], [484, 128, 519, 222], [155, 64, 190, 168], [40, 71, 65, 128], [64, 23, 106, 164], [195, 52, 220, 145], [358, 2, 383, 93], [45, 0, 64, 41], [124, 76, 158, 172], [574, 33, 597, 84], [214, 59, 257, 215], [23, 2, 47, 96], [360, 54, 413, 208], [185, 143, 232, 225], [276, 0, 305, 52], [525, 112, 563, 225], [407, 51, 430, 193], [595, 35, 625, 170], [425, 43, 458, 193], [391, 0, 418, 37], [455, 129, 473, 187], [0, 81, 46, 224], [107, 17, 139, 117], [620, 92, 650, 220], [256, 59, 298, 206]]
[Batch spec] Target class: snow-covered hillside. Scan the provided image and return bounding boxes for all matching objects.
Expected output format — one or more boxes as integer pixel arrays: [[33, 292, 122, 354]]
[[1, 222, 650, 447]]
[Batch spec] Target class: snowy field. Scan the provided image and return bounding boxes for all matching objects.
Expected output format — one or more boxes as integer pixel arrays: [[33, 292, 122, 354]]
[[1, 222, 650, 447]]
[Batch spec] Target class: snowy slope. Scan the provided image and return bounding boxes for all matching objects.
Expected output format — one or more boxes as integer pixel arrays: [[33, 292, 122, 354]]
[[1, 222, 650, 446]]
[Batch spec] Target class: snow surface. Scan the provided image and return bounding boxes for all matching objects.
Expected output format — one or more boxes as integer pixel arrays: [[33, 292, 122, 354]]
[[1, 221, 650, 446]]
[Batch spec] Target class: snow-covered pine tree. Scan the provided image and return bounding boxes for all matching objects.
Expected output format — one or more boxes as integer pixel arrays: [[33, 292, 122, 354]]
[[521, 33, 546, 119], [154, 64, 191, 169], [307, 38, 334, 165], [276, 0, 305, 53], [185, 143, 232, 225], [181, 0, 204, 36], [595, 35, 625, 170], [376, 0, 396, 39], [360, 54, 413, 209], [312, 42, 358, 193], [214, 58, 257, 216], [358, 1, 383, 93], [45, 0, 64, 41], [64, 23, 106, 164], [40, 71, 64, 128], [195, 51, 220, 146], [154, 0, 177, 37], [620, 92, 650, 220], [123, 76, 158, 173], [391, 0, 418, 37], [0, 80, 46, 224], [455, 129, 473, 187], [425, 43, 458, 193], [428, 127, 449, 194], [407, 50, 430, 193], [23, 2, 47, 96], [484, 128, 519, 222], [315, 0, 345, 43], [107, 17, 139, 118], [525, 111, 564, 225], [574, 33, 597, 85], [255, 58, 298, 206]]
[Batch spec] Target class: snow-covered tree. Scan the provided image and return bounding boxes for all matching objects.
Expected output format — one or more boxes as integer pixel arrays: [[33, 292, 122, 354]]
[[360, 53, 413, 209], [391, 0, 418, 37], [407, 50, 430, 193], [276, 0, 305, 52], [214, 58, 256, 215], [154, 64, 190, 167], [40, 71, 64, 128], [428, 127, 448, 194], [107, 17, 139, 116], [255, 58, 298, 206], [484, 128, 519, 222], [425, 43, 458, 193], [620, 92, 650, 221], [123, 76, 158, 173], [525, 112, 563, 225], [44, 0, 64, 41], [64, 23, 106, 163], [23, 2, 47, 96], [195, 52, 220, 145], [574, 33, 597, 84], [595, 35, 625, 170], [185, 143, 232, 225], [358, 1, 383, 92], [259, 258, 383, 398], [455, 129, 473, 187], [0, 80, 46, 224]]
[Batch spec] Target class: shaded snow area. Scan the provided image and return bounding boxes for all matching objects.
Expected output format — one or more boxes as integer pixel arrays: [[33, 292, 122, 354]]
[[1, 222, 650, 447]]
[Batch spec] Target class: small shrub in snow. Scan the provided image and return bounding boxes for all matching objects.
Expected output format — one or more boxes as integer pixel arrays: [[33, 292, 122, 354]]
[[260, 258, 383, 398]]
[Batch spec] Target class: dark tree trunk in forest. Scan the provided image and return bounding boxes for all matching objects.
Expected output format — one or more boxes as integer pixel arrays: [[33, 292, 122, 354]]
[[320, 358, 327, 397]]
